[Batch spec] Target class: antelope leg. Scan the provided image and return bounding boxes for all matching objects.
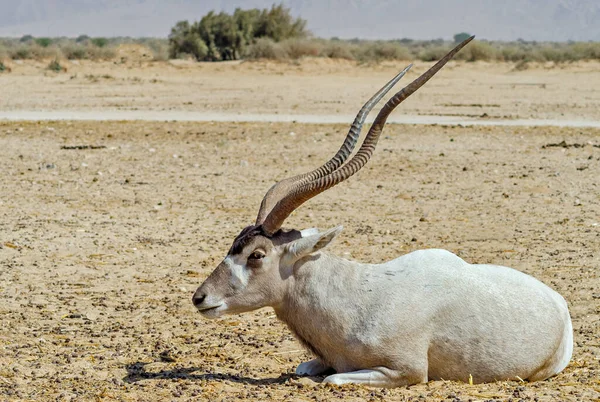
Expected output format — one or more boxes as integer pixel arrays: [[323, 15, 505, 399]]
[[323, 366, 427, 388]]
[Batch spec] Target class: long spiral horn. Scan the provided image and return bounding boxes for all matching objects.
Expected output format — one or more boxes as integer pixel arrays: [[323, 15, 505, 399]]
[[260, 36, 475, 235]]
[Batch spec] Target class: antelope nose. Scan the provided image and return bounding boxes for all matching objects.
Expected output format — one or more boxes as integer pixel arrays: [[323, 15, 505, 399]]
[[192, 292, 206, 307]]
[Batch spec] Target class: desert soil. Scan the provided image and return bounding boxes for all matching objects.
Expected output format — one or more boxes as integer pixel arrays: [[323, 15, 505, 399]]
[[2, 56, 600, 122], [0, 55, 599, 401]]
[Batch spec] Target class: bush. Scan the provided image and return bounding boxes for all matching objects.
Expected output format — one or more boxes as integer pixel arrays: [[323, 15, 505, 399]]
[[280, 38, 322, 59], [11, 46, 32, 59], [47, 59, 64, 72], [456, 41, 496, 61], [91, 37, 108, 48], [320, 41, 355, 60], [62, 44, 88, 59], [417, 45, 451, 61], [499, 45, 528, 62], [76, 35, 90, 43], [353, 41, 412, 62], [522, 49, 546, 63], [0, 61, 8, 72], [538, 45, 573, 62], [169, 21, 209, 60], [253, 4, 307, 42], [2, 34, 600, 66], [454, 32, 472, 44], [35, 37, 53, 48], [86, 46, 116, 60], [9, 44, 59, 60], [143, 38, 170, 61], [244, 37, 287, 60], [60, 43, 115, 60], [169, 3, 308, 62]]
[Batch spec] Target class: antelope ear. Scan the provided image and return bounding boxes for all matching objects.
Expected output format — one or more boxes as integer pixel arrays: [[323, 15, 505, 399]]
[[285, 226, 343, 261]]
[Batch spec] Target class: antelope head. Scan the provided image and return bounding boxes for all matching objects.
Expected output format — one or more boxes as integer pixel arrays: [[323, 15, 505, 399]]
[[192, 37, 474, 318]]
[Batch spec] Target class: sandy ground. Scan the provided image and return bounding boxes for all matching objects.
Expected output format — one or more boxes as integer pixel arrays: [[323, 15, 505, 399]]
[[2, 57, 600, 123], [0, 119, 599, 401], [1, 54, 600, 401]]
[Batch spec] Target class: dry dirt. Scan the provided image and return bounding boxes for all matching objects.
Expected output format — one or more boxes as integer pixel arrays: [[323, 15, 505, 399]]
[[1, 120, 599, 401], [0, 57, 599, 401], [2, 56, 600, 122]]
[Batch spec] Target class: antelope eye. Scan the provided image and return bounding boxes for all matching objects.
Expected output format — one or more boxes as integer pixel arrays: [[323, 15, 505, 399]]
[[248, 250, 265, 260]]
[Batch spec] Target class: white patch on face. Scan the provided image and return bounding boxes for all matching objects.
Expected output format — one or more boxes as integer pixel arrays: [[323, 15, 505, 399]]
[[300, 228, 319, 238], [225, 256, 249, 289]]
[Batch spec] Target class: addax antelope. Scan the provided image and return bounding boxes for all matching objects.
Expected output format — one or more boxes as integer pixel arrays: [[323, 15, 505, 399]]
[[192, 36, 573, 388]]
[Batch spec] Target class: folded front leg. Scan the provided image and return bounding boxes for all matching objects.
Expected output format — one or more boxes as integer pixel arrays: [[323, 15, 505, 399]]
[[296, 358, 331, 376], [323, 366, 427, 388]]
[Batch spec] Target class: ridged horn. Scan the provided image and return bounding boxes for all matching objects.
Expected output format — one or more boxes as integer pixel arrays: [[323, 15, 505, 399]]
[[260, 36, 475, 235], [255, 65, 412, 224]]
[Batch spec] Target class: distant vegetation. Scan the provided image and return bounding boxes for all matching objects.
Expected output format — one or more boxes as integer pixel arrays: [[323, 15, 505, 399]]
[[1, 4, 600, 67], [168, 4, 308, 61], [2, 35, 600, 66], [0, 36, 168, 62], [241, 37, 600, 65], [47, 58, 64, 72]]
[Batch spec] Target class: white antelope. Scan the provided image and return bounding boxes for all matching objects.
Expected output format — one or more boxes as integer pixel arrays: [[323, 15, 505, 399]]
[[192, 37, 573, 387]]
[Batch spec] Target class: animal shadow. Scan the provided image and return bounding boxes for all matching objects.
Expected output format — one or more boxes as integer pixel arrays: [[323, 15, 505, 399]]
[[123, 362, 314, 385]]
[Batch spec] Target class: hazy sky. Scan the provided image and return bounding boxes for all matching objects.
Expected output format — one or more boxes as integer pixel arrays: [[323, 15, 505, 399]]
[[0, 0, 599, 41]]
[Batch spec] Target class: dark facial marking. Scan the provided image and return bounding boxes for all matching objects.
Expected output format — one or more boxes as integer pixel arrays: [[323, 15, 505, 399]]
[[228, 225, 303, 256], [228, 225, 266, 255]]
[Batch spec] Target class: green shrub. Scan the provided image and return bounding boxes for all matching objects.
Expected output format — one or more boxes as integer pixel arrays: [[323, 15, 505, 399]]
[[35, 37, 53, 47], [47, 59, 64, 72], [0, 61, 8, 72], [169, 3, 308, 61], [253, 4, 307, 42], [168, 21, 210, 60], [91, 37, 108, 48], [454, 32, 472, 44]]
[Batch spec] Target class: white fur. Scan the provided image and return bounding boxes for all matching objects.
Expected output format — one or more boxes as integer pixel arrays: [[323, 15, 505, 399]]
[[276, 245, 573, 386], [323, 368, 408, 387], [300, 228, 319, 237], [225, 256, 249, 288], [194, 228, 573, 387]]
